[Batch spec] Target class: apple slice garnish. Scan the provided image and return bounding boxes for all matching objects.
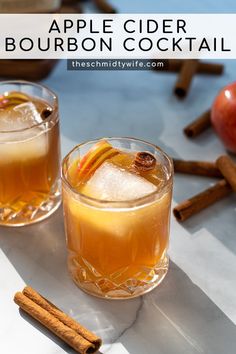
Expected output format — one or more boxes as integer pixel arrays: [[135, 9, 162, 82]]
[[86, 147, 119, 178], [0, 92, 30, 110], [77, 140, 119, 182]]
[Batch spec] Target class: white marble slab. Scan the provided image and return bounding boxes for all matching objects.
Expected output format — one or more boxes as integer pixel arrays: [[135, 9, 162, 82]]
[[1, 209, 236, 354]]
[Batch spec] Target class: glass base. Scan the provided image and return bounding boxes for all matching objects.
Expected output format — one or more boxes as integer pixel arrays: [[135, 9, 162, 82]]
[[0, 188, 61, 227], [69, 255, 169, 300]]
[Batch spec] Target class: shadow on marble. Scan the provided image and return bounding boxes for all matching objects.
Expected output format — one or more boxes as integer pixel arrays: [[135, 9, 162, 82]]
[[1, 210, 236, 354], [118, 261, 236, 354], [185, 128, 216, 148], [0, 207, 142, 349], [19, 309, 79, 354]]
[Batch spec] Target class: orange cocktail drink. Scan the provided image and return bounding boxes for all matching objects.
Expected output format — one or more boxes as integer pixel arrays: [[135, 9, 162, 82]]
[[62, 138, 173, 299], [0, 81, 61, 226]]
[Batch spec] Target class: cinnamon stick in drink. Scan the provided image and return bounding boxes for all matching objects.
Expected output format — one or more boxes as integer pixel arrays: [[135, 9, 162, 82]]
[[173, 158, 222, 178], [216, 155, 236, 192], [174, 59, 199, 98], [173, 179, 231, 222], [184, 109, 212, 138], [14, 290, 101, 354]]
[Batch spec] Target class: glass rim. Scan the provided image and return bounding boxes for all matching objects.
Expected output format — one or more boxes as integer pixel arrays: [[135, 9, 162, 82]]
[[62, 137, 173, 207], [0, 80, 58, 134]]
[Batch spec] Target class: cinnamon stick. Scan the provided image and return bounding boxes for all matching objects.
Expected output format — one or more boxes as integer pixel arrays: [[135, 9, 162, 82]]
[[14, 290, 101, 354], [153, 60, 224, 75], [173, 179, 231, 222], [196, 61, 224, 75], [173, 158, 222, 178], [174, 59, 199, 98], [93, 0, 116, 13], [22, 286, 101, 350], [216, 155, 236, 192], [184, 109, 212, 138]]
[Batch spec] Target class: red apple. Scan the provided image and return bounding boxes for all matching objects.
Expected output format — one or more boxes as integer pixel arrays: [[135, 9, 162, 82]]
[[211, 82, 236, 153]]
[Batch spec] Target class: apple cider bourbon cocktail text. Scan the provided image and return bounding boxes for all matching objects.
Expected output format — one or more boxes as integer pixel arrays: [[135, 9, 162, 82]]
[[4, 17, 231, 54]]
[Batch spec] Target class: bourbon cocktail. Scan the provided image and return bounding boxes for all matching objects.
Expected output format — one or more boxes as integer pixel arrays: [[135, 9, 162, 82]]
[[62, 138, 173, 299], [0, 81, 61, 226]]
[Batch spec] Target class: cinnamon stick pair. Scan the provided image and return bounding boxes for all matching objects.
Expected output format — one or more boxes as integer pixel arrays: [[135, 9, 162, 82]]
[[173, 155, 236, 222], [14, 287, 102, 354]]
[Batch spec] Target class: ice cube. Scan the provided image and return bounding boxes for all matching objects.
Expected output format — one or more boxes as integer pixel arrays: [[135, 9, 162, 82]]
[[14, 102, 43, 124], [0, 102, 43, 132], [84, 162, 157, 201], [0, 128, 48, 163], [0, 102, 48, 162]]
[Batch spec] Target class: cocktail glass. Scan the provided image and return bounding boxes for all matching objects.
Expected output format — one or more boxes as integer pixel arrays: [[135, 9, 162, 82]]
[[0, 81, 61, 226], [62, 137, 173, 299]]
